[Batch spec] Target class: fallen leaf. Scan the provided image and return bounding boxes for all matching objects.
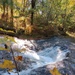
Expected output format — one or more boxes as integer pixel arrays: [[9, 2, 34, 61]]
[[50, 67, 61, 75], [0, 60, 15, 70], [15, 56, 23, 61]]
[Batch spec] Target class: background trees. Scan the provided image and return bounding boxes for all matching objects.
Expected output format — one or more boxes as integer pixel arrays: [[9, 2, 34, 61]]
[[0, 0, 75, 36]]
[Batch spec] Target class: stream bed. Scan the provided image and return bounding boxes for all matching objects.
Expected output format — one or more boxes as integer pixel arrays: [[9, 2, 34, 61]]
[[0, 35, 75, 75]]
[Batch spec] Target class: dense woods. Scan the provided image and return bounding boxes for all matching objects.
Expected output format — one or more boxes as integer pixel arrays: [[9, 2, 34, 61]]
[[0, 0, 75, 75], [0, 0, 75, 38]]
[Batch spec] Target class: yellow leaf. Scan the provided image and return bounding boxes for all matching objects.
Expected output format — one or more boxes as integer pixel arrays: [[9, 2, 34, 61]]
[[69, 0, 75, 7], [0, 47, 8, 51], [50, 67, 61, 75], [0, 60, 15, 70]]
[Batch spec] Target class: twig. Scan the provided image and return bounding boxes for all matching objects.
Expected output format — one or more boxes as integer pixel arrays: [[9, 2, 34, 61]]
[[29, 40, 39, 51], [10, 47, 19, 75]]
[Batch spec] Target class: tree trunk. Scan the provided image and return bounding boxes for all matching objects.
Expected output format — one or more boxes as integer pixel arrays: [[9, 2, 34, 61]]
[[31, 0, 36, 25], [10, 0, 13, 26], [2, 0, 6, 21], [6, 2, 9, 21], [23, 0, 27, 12]]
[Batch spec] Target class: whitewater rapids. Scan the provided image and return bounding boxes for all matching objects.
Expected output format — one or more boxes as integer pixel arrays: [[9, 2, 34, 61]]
[[2, 37, 70, 75]]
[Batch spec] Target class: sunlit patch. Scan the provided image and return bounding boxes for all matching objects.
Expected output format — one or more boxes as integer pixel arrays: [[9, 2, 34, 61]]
[[0, 44, 10, 51], [25, 25, 33, 34], [0, 60, 15, 70]]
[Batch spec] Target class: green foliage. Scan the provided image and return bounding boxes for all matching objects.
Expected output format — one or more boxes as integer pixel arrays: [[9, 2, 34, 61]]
[[0, 0, 75, 36]]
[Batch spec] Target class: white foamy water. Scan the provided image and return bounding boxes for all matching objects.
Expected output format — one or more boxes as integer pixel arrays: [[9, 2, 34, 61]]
[[2, 37, 70, 75]]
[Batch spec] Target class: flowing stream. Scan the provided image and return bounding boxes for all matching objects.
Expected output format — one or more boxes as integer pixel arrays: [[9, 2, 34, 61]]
[[0, 36, 70, 75]]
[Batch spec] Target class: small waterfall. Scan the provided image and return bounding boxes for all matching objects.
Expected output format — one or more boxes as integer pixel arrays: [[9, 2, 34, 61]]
[[21, 46, 69, 72], [1, 37, 70, 75]]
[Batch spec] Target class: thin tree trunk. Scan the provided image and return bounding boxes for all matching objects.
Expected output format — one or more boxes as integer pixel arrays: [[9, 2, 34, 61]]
[[63, 0, 68, 32], [6, 4, 8, 21], [3, 0, 6, 15], [10, 48, 19, 75], [23, 0, 27, 12], [10, 0, 13, 26], [31, 11, 34, 25], [31, 0, 36, 25]]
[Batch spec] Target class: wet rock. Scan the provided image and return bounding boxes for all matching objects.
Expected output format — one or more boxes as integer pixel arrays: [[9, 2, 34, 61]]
[[30, 67, 51, 75], [0, 69, 6, 75], [59, 68, 71, 75], [0, 50, 12, 60], [4, 44, 8, 49]]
